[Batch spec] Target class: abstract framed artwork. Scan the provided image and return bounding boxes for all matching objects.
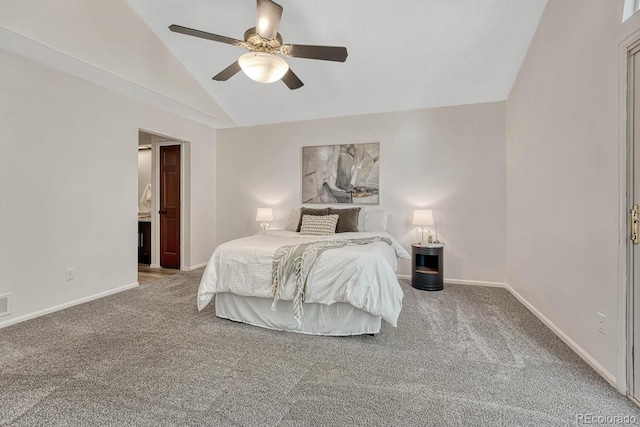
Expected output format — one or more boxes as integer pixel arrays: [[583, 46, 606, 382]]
[[302, 142, 380, 204]]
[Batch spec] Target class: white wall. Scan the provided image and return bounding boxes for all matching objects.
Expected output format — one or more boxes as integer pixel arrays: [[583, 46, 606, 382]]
[[0, 0, 230, 126], [506, 0, 640, 385], [216, 102, 506, 281], [0, 50, 217, 326]]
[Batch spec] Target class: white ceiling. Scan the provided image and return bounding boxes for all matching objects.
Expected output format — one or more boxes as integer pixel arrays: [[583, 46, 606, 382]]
[[125, 0, 548, 127]]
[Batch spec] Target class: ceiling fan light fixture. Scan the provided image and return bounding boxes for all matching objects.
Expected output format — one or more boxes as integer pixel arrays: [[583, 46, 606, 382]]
[[238, 52, 289, 83]]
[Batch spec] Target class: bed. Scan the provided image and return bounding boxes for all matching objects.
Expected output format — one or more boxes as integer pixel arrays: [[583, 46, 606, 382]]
[[197, 226, 410, 336]]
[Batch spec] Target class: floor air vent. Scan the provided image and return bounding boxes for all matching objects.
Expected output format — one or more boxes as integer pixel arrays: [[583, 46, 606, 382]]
[[0, 293, 11, 317]]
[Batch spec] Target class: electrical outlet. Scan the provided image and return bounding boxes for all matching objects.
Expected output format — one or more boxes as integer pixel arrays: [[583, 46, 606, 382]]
[[597, 312, 605, 334], [65, 268, 74, 281]]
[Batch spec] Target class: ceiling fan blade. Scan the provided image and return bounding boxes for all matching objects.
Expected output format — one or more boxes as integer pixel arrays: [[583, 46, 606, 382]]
[[281, 69, 304, 90], [212, 61, 242, 81], [256, 0, 283, 40], [169, 25, 243, 46], [281, 44, 348, 62]]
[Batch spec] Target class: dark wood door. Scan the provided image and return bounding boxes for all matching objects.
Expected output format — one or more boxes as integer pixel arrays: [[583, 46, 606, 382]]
[[159, 145, 180, 269]]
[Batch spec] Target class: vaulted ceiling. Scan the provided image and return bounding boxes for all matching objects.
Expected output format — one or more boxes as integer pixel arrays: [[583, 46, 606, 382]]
[[125, 0, 548, 127]]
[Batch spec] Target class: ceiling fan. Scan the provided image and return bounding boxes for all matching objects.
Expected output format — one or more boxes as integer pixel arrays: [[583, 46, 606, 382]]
[[169, 0, 348, 90]]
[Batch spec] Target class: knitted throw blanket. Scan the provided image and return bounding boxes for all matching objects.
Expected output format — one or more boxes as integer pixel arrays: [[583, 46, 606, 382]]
[[271, 236, 393, 326]]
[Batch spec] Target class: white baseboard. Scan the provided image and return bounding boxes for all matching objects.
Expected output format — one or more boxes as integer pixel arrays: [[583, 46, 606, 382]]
[[396, 275, 507, 289], [397, 273, 617, 387], [182, 262, 207, 271], [444, 278, 507, 288], [0, 282, 139, 330], [505, 284, 617, 388]]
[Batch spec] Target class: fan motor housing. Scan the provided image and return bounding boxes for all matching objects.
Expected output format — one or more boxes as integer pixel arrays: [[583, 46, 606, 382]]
[[244, 27, 283, 53]]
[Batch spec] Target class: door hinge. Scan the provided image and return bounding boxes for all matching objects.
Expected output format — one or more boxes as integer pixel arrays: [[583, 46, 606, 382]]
[[632, 204, 639, 245]]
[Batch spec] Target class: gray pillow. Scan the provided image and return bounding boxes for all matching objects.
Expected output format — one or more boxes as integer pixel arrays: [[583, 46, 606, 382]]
[[329, 207, 361, 233], [296, 207, 330, 231]]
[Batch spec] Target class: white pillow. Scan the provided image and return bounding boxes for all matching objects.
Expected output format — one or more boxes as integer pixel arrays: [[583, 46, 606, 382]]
[[300, 214, 338, 235], [284, 208, 301, 231], [361, 210, 388, 232]]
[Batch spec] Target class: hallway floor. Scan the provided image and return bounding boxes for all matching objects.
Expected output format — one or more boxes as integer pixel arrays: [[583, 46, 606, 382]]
[[137, 265, 178, 284]]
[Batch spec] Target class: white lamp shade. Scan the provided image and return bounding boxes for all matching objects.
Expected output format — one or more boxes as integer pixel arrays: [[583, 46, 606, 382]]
[[256, 208, 274, 222], [412, 209, 434, 226], [239, 52, 289, 83]]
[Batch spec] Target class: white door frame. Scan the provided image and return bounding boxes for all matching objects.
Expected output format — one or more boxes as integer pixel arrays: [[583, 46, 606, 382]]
[[139, 129, 191, 271], [618, 27, 640, 398]]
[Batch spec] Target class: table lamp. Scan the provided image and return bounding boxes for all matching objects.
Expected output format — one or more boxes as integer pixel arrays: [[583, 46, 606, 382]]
[[412, 209, 435, 246], [256, 208, 274, 231]]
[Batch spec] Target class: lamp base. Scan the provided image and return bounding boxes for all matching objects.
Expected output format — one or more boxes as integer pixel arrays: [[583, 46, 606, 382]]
[[415, 227, 434, 246], [260, 222, 269, 231]]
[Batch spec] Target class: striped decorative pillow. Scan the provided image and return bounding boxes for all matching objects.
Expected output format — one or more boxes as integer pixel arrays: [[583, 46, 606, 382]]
[[299, 214, 339, 235]]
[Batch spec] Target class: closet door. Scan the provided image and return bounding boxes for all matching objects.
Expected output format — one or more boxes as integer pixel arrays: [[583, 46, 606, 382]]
[[628, 44, 640, 401]]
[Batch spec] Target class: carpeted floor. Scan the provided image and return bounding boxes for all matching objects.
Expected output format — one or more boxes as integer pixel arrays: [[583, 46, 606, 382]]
[[1, 270, 639, 426]]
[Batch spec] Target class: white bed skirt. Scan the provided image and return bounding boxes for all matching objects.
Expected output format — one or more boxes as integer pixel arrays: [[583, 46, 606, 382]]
[[215, 293, 382, 336]]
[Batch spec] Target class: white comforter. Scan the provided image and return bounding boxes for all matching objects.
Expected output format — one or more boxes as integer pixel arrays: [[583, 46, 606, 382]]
[[197, 230, 410, 326]]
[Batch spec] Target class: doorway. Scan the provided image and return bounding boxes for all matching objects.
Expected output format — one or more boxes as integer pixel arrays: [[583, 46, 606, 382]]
[[137, 130, 191, 275], [138, 141, 152, 266]]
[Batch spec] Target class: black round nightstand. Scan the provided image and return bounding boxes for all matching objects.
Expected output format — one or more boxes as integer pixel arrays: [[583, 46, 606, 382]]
[[411, 244, 444, 291]]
